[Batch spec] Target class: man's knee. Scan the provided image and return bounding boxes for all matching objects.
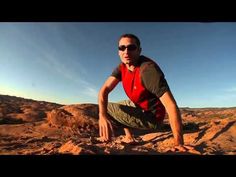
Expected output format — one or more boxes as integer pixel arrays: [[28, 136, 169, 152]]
[[107, 102, 120, 115], [117, 100, 135, 107]]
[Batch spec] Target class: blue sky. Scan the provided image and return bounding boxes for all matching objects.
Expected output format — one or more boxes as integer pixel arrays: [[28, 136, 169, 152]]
[[0, 22, 236, 108]]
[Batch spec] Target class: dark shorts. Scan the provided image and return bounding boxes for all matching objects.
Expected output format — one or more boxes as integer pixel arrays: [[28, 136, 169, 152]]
[[107, 100, 162, 130]]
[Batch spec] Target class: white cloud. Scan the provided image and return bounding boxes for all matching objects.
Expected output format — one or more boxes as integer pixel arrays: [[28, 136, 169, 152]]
[[41, 53, 99, 99], [225, 87, 236, 92], [82, 86, 98, 98], [13, 26, 98, 101]]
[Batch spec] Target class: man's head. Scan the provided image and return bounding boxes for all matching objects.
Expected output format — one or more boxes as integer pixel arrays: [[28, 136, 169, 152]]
[[118, 34, 142, 65]]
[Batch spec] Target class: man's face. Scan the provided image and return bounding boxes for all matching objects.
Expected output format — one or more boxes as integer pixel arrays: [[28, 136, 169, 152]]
[[118, 37, 141, 65]]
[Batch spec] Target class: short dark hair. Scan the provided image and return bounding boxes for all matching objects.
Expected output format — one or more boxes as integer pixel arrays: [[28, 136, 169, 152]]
[[118, 34, 141, 47]]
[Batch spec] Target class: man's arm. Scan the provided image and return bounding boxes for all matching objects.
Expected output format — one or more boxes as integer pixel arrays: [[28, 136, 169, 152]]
[[98, 76, 119, 141], [159, 91, 183, 146]]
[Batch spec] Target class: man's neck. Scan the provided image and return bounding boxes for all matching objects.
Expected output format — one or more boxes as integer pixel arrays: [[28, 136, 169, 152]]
[[126, 64, 136, 71], [125, 56, 140, 71]]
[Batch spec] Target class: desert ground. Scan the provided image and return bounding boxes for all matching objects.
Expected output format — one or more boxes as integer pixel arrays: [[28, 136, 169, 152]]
[[0, 94, 235, 155]]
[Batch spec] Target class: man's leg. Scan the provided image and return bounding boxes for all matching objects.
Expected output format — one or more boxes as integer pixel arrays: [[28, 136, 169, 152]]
[[122, 127, 136, 143], [107, 100, 161, 142], [107, 100, 159, 130]]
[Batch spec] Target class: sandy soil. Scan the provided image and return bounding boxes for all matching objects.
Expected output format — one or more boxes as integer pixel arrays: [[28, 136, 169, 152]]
[[0, 94, 235, 155]]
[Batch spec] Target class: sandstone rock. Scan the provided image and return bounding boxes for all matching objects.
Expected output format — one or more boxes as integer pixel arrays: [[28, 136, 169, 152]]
[[47, 104, 99, 132]]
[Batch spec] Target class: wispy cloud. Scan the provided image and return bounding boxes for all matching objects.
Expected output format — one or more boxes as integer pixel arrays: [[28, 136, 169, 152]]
[[213, 88, 236, 104], [215, 93, 236, 100], [40, 52, 98, 98], [225, 87, 236, 93], [10, 25, 98, 100], [81, 87, 98, 98]]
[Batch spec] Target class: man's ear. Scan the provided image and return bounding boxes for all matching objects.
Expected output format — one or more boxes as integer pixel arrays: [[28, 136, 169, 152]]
[[139, 47, 142, 53]]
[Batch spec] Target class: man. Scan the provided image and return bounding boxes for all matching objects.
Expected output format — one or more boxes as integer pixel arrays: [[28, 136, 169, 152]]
[[98, 33, 193, 152]]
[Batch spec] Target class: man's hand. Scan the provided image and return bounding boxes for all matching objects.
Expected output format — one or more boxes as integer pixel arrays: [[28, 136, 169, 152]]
[[99, 114, 114, 142]]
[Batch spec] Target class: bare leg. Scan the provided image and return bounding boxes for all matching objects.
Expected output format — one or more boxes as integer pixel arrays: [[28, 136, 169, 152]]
[[122, 128, 136, 143]]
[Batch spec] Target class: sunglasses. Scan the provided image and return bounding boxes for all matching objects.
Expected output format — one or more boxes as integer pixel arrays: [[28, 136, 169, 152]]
[[118, 44, 138, 51]]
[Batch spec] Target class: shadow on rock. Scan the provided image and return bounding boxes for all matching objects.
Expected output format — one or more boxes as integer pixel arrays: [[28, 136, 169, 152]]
[[47, 104, 99, 135]]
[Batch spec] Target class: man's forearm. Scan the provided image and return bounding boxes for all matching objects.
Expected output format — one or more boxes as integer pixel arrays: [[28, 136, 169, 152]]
[[168, 105, 184, 146], [160, 91, 184, 146], [98, 76, 119, 119], [98, 88, 109, 117]]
